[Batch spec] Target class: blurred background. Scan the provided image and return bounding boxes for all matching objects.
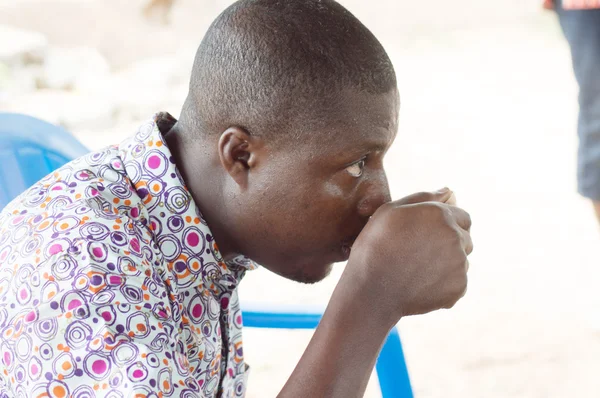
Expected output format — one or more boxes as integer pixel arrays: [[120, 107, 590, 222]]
[[1, 0, 599, 396]]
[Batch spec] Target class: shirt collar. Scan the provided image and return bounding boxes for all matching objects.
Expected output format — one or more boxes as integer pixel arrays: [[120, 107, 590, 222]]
[[117, 113, 256, 292]]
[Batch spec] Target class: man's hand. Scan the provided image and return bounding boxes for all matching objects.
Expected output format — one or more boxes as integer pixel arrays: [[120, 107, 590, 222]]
[[394, 187, 456, 206], [279, 188, 473, 398], [344, 187, 472, 323]]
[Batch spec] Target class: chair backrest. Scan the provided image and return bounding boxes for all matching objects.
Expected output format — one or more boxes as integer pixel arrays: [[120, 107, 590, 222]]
[[0, 113, 89, 210]]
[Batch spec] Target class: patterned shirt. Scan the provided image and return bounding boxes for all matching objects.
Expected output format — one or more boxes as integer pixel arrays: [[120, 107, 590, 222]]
[[0, 113, 256, 398]]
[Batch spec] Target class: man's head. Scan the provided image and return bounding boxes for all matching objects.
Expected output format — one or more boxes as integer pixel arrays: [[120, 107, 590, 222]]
[[170, 0, 399, 283]]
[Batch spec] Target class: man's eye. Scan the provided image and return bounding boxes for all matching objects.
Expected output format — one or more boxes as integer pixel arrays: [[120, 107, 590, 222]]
[[346, 159, 365, 177]]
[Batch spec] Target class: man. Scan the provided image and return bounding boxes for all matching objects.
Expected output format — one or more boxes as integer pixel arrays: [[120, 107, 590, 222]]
[[546, 0, 600, 224], [0, 1, 472, 397]]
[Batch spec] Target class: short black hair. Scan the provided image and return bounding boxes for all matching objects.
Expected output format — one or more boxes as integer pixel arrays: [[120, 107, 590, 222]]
[[181, 0, 397, 141]]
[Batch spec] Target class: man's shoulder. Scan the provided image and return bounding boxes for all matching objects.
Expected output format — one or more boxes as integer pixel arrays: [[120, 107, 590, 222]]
[[1, 143, 136, 221], [0, 143, 151, 266]]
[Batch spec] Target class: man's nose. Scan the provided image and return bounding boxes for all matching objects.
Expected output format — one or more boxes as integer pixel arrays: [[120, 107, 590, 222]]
[[357, 171, 391, 217]]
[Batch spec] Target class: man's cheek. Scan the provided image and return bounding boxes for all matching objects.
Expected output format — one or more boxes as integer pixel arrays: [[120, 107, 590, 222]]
[[323, 181, 344, 198]]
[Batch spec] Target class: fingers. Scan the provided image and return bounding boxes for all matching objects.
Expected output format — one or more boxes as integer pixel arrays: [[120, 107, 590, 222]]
[[396, 188, 453, 206], [445, 192, 456, 206], [452, 208, 473, 255], [448, 205, 472, 231], [459, 228, 474, 255], [442, 274, 468, 309]]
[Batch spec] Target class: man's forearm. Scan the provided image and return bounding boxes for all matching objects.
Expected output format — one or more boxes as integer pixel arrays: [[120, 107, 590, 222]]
[[277, 275, 394, 398]]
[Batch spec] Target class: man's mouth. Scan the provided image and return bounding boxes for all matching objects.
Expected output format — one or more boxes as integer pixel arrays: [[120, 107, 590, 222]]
[[340, 235, 359, 260]]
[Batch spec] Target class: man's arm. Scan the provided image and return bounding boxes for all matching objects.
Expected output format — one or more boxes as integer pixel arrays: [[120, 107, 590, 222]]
[[278, 272, 393, 397]]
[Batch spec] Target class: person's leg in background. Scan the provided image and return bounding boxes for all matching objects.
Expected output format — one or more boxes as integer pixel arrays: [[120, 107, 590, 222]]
[[556, 2, 600, 225]]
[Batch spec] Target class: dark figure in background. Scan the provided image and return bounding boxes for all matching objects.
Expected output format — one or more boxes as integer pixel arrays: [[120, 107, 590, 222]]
[[547, 0, 600, 224]]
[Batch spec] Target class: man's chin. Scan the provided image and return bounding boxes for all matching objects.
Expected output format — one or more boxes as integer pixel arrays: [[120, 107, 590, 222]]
[[270, 261, 335, 284]]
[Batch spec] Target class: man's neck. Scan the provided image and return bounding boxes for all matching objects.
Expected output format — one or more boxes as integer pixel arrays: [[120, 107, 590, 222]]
[[163, 122, 240, 261]]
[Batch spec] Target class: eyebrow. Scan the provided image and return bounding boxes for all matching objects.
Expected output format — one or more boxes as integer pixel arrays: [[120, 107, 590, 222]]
[[356, 129, 395, 153], [337, 140, 389, 162], [365, 141, 389, 152]]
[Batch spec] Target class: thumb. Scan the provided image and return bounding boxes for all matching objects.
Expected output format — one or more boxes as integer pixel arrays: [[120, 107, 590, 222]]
[[396, 188, 454, 206]]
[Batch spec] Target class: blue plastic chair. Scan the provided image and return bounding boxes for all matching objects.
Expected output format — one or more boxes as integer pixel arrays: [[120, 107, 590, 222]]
[[0, 113, 89, 210], [243, 304, 413, 398], [0, 113, 413, 397]]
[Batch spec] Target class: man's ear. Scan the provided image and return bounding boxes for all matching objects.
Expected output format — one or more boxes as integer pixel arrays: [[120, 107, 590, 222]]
[[217, 127, 263, 189]]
